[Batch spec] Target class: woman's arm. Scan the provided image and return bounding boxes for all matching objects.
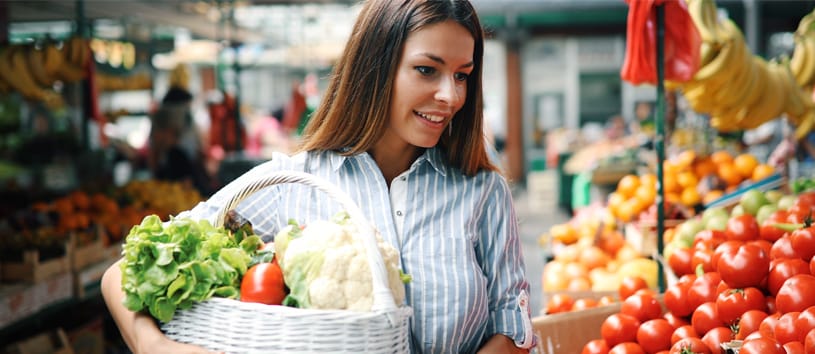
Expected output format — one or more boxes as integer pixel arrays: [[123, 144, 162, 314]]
[[100, 260, 219, 354], [477, 334, 530, 354], [476, 173, 535, 352]]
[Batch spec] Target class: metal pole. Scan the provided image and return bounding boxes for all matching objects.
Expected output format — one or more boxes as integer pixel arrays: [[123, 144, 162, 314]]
[[655, 3, 667, 292]]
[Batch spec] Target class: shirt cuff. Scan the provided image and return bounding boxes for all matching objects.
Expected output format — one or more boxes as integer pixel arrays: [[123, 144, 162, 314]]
[[487, 290, 537, 349]]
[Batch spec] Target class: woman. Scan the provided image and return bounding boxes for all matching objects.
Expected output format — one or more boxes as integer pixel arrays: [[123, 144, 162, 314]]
[[101, 1, 533, 353]]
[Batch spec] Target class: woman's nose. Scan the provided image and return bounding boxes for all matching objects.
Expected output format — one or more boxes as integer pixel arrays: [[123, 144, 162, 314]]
[[434, 76, 462, 106]]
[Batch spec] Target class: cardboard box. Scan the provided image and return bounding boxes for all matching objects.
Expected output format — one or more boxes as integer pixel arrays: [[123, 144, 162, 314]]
[[532, 302, 622, 354], [2, 328, 75, 354]]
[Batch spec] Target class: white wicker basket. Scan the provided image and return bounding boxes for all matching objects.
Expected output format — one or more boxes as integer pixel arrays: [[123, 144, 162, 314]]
[[160, 171, 413, 353]]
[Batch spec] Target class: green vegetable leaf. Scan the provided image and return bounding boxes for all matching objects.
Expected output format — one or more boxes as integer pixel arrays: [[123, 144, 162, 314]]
[[151, 297, 176, 323]]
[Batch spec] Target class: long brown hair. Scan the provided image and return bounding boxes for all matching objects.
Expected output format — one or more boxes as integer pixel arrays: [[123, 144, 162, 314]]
[[297, 0, 496, 176]]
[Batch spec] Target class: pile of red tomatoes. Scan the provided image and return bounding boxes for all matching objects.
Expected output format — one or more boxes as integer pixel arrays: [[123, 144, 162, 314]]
[[582, 191, 815, 354]]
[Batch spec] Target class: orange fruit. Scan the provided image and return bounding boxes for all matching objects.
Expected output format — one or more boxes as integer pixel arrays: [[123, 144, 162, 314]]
[[733, 153, 759, 179], [711, 150, 734, 165], [640, 173, 658, 188], [693, 157, 717, 178], [752, 163, 775, 181], [634, 184, 656, 207], [717, 162, 742, 187], [617, 175, 641, 199], [703, 189, 724, 205], [664, 172, 681, 193], [675, 150, 697, 170], [677, 171, 699, 189], [680, 187, 702, 206]]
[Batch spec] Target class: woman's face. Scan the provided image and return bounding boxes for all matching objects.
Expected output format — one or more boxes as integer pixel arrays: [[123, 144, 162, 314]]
[[384, 20, 475, 150]]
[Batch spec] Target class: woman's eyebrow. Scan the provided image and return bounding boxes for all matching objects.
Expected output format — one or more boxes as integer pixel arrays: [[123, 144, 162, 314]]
[[417, 52, 474, 69]]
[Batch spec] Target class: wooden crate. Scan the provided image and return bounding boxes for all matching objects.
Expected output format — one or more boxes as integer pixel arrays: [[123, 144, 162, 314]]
[[2, 245, 70, 283], [533, 302, 622, 354], [2, 328, 75, 354], [70, 229, 105, 272]]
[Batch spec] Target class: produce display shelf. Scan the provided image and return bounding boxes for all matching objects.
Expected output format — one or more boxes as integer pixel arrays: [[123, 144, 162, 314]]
[[703, 172, 784, 209]]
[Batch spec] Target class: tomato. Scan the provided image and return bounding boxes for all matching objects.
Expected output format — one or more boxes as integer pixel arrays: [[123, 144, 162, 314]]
[[766, 295, 777, 315], [770, 235, 803, 260], [622, 292, 663, 323], [573, 298, 599, 311], [691, 248, 716, 274], [240, 260, 287, 305], [688, 272, 722, 310], [811, 255, 815, 276], [668, 246, 694, 277], [749, 239, 773, 259], [664, 312, 690, 329], [735, 310, 768, 340], [671, 325, 698, 346], [805, 328, 815, 354], [783, 341, 805, 354], [701, 326, 732, 354], [711, 241, 741, 270], [791, 227, 815, 261], [716, 243, 769, 289], [795, 307, 815, 342], [776, 274, 815, 313], [768, 258, 810, 296], [760, 210, 791, 242], [796, 191, 815, 206], [601, 313, 641, 348], [637, 319, 674, 354], [582, 338, 609, 354], [669, 337, 710, 354], [695, 229, 728, 248], [739, 337, 785, 354], [692, 302, 723, 337], [715, 287, 767, 325], [725, 214, 760, 241], [665, 281, 695, 318], [609, 342, 645, 354], [546, 293, 575, 314], [759, 313, 782, 339], [619, 276, 649, 301], [775, 311, 803, 345]]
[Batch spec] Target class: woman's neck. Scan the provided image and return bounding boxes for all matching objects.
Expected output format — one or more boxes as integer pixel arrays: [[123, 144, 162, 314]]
[[369, 142, 423, 188]]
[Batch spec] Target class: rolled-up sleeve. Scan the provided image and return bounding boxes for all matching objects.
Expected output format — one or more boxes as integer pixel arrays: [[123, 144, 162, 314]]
[[478, 174, 534, 349]]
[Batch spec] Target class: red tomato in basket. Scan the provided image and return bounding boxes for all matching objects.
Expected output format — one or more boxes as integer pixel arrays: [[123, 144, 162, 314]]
[[240, 259, 287, 305]]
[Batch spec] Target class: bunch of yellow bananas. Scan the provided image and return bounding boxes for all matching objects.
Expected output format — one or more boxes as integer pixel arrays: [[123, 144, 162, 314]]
[[675, 0, 815, 139], [0, 37, 90, 108]]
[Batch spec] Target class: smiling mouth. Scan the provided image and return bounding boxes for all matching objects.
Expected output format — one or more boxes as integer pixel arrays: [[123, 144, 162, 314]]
[[414, 110, 445, 123]]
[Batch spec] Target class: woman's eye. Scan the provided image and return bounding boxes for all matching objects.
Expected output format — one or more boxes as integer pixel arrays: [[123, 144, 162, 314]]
[[415, 66, 435, 75], [454, 72, 470, 82]]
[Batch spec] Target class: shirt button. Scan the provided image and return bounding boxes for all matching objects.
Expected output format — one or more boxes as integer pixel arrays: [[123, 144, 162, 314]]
[[396, 211, 403, 216], [400, 176, 406, 181]]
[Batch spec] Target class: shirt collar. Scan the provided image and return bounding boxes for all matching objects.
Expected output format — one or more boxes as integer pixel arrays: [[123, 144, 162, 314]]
[[327, 147, 448, 176]]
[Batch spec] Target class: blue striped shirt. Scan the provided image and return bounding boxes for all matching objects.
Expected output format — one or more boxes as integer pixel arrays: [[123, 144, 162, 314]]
[[179, 147, 532, 353]]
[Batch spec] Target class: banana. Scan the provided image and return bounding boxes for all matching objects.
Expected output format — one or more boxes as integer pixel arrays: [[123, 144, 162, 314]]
[[43, 43, 64, 78], [795, 109, 815, 140], [730, 58, 770, 127], [741, 61, 787, 129], [25, 45, 56, 87], [792, 34, 815, 87], [54, 40, 86, 83], [688, 0, 718, 43], [712, 55, 758, 118], [695, 37, 745, 91], [4, 45, 49, 101], [797, 10, 815, 36]]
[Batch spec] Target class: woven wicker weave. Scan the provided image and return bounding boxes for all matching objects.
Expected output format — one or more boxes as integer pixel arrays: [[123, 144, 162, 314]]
[[161, 171, 412, 353]]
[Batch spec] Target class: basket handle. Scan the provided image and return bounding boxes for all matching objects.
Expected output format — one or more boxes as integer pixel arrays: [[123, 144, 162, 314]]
[[215, 171, 398, 314]]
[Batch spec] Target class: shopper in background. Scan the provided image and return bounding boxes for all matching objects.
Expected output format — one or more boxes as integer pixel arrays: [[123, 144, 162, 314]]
[[100, 1, 533, 353]]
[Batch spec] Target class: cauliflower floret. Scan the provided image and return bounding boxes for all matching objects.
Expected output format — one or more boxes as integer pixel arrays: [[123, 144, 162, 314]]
[[277, 213, 407, 311]]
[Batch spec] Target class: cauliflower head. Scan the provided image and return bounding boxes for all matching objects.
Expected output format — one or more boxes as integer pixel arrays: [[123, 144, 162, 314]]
[[274, 213, 407, 311]]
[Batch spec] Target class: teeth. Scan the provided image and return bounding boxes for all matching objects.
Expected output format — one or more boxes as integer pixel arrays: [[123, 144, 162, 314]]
[[416, 111, 444, 122]]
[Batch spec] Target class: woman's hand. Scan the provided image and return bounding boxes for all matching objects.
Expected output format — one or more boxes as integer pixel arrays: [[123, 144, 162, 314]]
[[476, 334, 530, 354]]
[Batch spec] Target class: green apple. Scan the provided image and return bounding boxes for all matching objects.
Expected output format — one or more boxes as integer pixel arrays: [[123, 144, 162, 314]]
[[756, 204, 778, 224], [675, 218, 704, 247], [765, 190, 783, 204], [777, 195, 797, 210], [740, 189, 769, 216], [702, 207, 729, 225], [731, 204, 745, 217], [705, 213, 730, 231]]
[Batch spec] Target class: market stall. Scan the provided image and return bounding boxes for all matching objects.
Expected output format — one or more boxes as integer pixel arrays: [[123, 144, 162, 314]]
[[533, 0, 815, 353]]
